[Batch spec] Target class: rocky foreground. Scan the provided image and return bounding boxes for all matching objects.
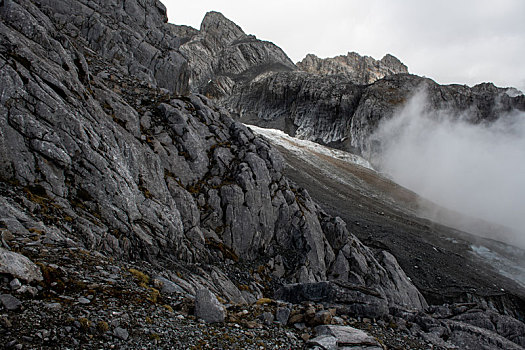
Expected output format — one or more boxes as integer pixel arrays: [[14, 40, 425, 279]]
[[1, 0, 524, 349]]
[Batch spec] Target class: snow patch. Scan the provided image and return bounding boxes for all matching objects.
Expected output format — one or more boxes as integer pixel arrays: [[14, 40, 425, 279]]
[[246, 124, 373, 170], [471, 245, 525, 288]]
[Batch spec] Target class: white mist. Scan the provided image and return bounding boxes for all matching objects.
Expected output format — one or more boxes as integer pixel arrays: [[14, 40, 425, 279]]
[[371, 90, 525, 247]]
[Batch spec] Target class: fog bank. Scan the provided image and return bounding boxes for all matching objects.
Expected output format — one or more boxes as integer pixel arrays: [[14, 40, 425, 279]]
[[371, 91, 525, 247]]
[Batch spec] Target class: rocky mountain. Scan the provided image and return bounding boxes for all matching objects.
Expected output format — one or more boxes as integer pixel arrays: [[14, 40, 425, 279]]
[[226, 72, 525, 159], [1, 0, 524, 349], [297, 52, 408, 85]]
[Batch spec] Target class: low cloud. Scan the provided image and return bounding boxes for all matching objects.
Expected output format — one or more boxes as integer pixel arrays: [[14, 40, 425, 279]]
[[371, 90, 525, 247]]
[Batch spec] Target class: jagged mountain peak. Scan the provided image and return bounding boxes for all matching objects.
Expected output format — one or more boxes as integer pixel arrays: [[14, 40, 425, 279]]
[[380, 53, 407, 69], [297, 51, 408, 84], [200, 11, 246, 44]]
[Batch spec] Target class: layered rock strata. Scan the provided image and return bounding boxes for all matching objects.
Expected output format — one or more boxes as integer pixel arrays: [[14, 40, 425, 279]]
[[297, 52, 408, 84], [0, 0, 424, 311]]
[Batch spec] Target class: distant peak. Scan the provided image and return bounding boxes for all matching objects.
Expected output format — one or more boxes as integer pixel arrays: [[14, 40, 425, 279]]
[[380, 54, 407, 70], [200, 11, 245, 44], [297, 51, 408, 84]]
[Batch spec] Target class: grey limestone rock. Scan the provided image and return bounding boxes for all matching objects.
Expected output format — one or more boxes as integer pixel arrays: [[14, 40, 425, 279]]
[[9, 278, 21, 291], [153, 276, 186, 295], [3, 4, 522, 350], [113, 326, 129, 341], [0, 248, 43, 283], [275, 281, 388, 318], [194, 288, 225, 323], [297, 52, 408, 84], [308, 325, 382, 350], [443, 320, 524, 350], [307, 335, 338, 350], [179, 11, 296, 96], [226, 70, 525, 159], [275, 306, 291, 325], [0, 294, 22, 311]]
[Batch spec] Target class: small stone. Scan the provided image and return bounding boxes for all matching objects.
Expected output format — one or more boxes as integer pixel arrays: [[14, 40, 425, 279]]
[[312, 310, 332, 326], [44, 302, 62, 310], [0, 315, 12, 328], [113, 327, 129, 340], [288, 313, 304, 325], [301, 333, 311, 341], [10, 279, 21, 291], [258, 311, 274, 325], [294, 322, 306, 330], [244, 320, 261, 329], [332, 316, 345, 325], [78, 297, 90, 304], [17, 285, 38, 297], [275, 307, 291, 325], [0, 294, 22, 311]]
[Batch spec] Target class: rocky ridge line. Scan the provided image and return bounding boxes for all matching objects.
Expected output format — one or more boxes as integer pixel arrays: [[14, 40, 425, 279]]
[[297, 52, 408, 85]]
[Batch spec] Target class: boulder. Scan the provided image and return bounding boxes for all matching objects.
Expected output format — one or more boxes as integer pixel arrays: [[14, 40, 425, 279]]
[[194, 289, 225, 323], [0, 294, 22, 311], [275, 281, 388, 318], [275, 306, 291, 325], [307, 325, 382, 350], [153, 276, 185, 295], [0, 248, 43, 283]]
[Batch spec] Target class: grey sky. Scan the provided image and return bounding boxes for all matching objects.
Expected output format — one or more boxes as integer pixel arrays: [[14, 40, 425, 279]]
[[163, 0, 525, 91]]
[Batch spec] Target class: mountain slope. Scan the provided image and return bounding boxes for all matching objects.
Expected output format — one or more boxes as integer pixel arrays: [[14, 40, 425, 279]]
[[1, 1, 525, 348], [248, 126, 525, 315]]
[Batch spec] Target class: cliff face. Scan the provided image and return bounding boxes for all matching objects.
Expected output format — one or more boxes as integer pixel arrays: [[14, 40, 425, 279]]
[[297, 52, 408, 84], [226, 72, 525, 157], [0, 0, 425, 312], [179, 11, 297, 97]]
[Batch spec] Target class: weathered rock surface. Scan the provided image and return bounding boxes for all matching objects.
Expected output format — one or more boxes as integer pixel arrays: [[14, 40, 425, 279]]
[[0, 0, 426, 315], [307, 325, 382, 350], [297, 52, 408, 84], [1, 0, 525, 349], [0, 294, 22, 311], [194, 288, 226, 323], [180, 11, 297, 97], [0, 248, 43, 283], [226, 73, 525, 158]]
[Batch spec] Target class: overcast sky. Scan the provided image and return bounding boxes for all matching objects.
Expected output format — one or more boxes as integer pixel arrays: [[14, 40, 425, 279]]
[[163, 0, 525, 91]]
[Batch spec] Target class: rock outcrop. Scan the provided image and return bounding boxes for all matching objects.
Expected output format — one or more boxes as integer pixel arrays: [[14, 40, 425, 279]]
[[297, 52, 408, 85], [2, 1, 525, 349], [0, 0, 425, 312], [307, 325, 383, 350], [226, 72, 525, 157], [179, 11, 297, 97]]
